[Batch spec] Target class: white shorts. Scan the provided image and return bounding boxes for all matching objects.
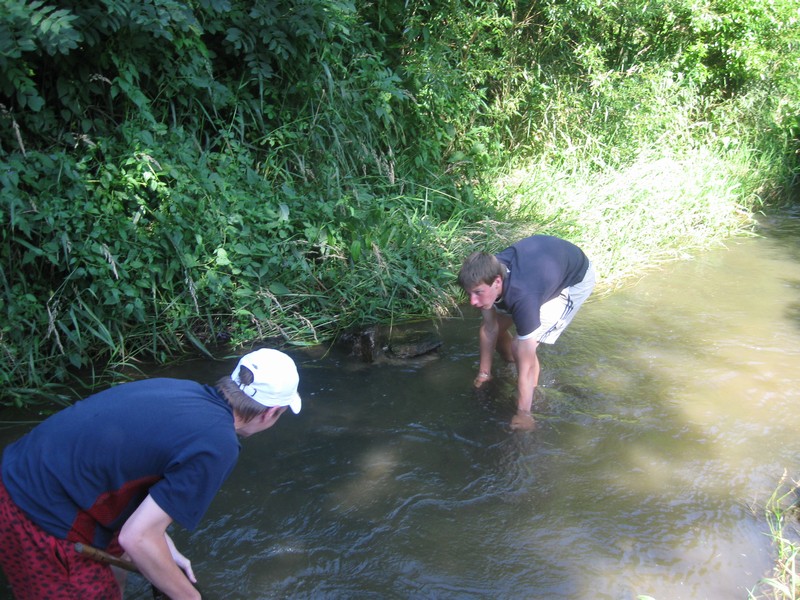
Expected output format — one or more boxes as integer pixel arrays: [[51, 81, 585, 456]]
[[519, 262, 596, 344]]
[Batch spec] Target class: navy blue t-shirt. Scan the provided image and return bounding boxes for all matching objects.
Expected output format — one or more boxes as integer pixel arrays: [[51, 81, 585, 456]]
[[494, 235, 590, 337], [1, 378, 241, 549]]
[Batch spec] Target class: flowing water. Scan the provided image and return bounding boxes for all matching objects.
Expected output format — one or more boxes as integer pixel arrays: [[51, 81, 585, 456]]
[[2, 209, 799, 599]]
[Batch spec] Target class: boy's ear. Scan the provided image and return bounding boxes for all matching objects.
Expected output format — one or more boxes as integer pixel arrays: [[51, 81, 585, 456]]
[[265, 405, 287, 419]]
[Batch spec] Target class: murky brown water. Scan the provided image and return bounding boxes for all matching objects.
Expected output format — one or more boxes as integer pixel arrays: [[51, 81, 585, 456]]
[[2, 209, 799, 599]]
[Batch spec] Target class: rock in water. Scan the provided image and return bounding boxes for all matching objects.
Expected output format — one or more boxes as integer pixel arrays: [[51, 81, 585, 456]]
[[339, 326, 442, 363], [387, 334, 443, 358]]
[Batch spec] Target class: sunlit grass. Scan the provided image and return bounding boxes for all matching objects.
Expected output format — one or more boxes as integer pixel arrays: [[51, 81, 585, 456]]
[[472, 73, 788, 296], [490, 144, 761, 292]]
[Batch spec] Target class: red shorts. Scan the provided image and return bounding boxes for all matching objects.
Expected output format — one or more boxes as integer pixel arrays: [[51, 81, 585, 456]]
[[0, 478, 122, 600]]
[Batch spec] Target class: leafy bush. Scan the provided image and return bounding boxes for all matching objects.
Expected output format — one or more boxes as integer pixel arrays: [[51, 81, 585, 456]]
[[1, 0, 798, 406]]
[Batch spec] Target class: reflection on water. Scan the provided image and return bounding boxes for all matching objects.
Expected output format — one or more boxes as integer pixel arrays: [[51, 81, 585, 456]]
[[2, 210, 799, 599]]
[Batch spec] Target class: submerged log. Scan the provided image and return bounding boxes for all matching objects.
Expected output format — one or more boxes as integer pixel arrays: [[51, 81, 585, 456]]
[[386, 334, 442, 359], [339, 326, 442, 363]]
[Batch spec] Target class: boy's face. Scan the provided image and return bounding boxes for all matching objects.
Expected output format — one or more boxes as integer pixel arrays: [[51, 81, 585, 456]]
[[466, 275, 503, 310]]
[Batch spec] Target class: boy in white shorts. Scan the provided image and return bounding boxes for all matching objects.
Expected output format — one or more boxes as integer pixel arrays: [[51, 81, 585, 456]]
[[458, 235, 596, 430]]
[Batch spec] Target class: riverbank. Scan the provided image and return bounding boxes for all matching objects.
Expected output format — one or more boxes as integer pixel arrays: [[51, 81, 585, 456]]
[[749, 474, 800, 599], [3, 4, 797, 407], [2, 139, 784, 409]]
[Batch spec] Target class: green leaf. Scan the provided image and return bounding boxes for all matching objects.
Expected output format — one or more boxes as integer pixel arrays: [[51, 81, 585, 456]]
[[268, 282, 290, 295], [214, 247, 231, 266]]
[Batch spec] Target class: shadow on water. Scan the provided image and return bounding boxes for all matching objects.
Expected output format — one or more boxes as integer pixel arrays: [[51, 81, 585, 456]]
[[759, 206, 800, 332], [1, 209, 799, 599]]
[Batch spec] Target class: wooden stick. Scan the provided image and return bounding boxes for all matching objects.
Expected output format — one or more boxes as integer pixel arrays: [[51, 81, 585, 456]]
[[74, 541, 192, 599], [74, 542, 140, 573]]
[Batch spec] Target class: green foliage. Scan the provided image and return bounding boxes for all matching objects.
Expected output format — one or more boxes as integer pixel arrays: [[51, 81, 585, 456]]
[[0, 0, 798, 406], [0, 0, 81, 112]]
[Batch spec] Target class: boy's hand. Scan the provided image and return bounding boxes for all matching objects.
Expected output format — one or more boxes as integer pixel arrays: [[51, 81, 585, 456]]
[[510, 410, 536, 431], [473, 371, 492, 388]]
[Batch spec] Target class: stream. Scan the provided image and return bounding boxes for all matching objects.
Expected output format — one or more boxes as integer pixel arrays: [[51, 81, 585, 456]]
[[2, 208, 799, 599]]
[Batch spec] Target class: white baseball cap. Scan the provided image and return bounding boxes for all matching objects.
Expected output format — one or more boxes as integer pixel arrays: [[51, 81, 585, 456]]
[[231, 348, 302, 414]]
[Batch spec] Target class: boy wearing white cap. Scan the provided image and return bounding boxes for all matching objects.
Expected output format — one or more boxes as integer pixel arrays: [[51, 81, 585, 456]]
[[0, 348, 301, 600]]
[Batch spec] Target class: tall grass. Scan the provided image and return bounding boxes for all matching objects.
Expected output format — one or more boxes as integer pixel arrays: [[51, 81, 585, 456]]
[[470, 71, 787, 294], [490, 145, 759, 290], [750, 474, 800, 600]]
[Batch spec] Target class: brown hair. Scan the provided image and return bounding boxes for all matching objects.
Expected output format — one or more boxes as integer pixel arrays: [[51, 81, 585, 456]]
[[457, 251, 505, 290], [215, 365, 269, 423]]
